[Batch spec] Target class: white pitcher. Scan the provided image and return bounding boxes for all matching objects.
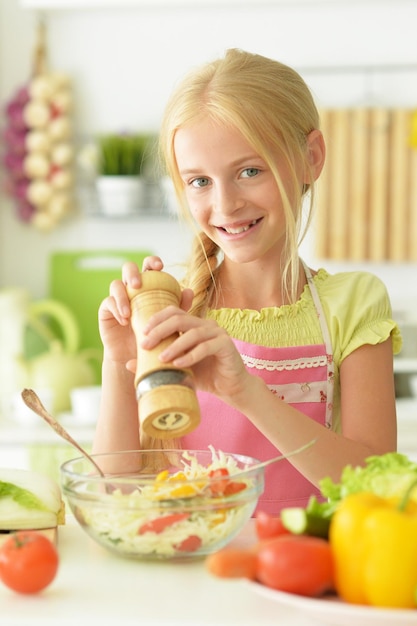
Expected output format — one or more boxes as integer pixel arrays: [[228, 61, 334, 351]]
[[0, 287, 80, 418]]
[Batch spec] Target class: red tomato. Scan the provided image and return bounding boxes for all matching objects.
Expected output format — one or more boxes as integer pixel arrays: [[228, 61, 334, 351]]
[[223, 481, 246, 496], [208, 468, 230, 495], [0, 531, 59, 594], [208, 469, 247, 497], [255, 511, 291, 541], [174, 535, 202, 552], [138, 513, 189, 535], [256, 535, 334, 597]]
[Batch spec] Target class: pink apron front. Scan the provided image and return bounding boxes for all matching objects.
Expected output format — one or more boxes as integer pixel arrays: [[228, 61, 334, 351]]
[[182, 265, 335, 515]]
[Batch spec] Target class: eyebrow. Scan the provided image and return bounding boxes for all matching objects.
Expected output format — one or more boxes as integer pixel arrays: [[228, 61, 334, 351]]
[[179, 154, 264, 176]]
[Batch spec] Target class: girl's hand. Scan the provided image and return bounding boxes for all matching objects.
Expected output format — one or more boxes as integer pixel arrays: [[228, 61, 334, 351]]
[[141, 306, 251, 401], [98, 256, 193, 367], [98, 256, 163, 364]]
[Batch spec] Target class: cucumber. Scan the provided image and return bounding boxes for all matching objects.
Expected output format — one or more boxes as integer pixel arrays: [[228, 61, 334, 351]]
[[281, 507, 330, 539]]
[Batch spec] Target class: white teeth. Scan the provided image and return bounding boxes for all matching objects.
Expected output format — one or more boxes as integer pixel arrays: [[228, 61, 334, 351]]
[[224, 219, 257, 234]]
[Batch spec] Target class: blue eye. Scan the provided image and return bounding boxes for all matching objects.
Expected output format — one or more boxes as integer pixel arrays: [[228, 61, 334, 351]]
[[191, 177, 210, 188], [241, 168, 259, 178]]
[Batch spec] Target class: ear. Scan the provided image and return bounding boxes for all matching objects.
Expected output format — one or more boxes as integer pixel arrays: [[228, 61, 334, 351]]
[[304, 129, 326, 183]]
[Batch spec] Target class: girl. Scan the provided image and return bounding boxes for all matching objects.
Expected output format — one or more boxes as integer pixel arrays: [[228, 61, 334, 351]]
[[94, 49, 401, 513]]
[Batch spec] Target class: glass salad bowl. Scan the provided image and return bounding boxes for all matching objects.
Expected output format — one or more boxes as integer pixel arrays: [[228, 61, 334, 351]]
[[60, 448, 264, 560]]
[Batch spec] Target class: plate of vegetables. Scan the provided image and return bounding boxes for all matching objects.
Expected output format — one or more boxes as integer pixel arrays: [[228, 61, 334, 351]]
[[206, 452, 417, 624], [245, 583, 416, 626]]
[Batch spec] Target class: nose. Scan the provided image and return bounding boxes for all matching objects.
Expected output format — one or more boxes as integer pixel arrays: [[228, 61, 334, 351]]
[[212, 181, 245, 216]]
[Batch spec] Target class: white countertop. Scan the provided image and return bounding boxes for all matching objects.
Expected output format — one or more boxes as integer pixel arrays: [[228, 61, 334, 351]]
[[0, 518, 315, 626], [0, 398, 415, 464]]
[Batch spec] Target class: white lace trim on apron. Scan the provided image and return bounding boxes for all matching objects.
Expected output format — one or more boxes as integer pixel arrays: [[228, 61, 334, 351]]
[[241, 353, 328, 372]]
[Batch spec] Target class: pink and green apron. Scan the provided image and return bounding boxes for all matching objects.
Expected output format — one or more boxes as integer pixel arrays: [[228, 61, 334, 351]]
[[183, 265, 335, 514]]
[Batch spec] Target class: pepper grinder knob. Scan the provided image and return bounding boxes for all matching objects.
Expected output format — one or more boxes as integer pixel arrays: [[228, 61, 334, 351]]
[[127, 270, 200, 439]]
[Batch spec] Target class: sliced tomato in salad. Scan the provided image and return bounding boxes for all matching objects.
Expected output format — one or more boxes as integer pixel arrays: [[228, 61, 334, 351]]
[[208, 468, 246, 497], [224, 481, 246, 496], [138, 513, 190, 535], [174, 535, 202, 552], [208, 468, 230, 495]]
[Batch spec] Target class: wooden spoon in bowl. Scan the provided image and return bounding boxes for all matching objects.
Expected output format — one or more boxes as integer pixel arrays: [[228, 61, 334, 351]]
[[21, 388, 105, 477]]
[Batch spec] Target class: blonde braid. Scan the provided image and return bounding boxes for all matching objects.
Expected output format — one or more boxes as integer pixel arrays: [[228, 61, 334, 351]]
[[182, 231, 220, 317]]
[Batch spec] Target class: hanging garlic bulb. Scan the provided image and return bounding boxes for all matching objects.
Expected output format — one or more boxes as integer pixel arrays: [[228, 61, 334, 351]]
[[2, 17, 76, 230]]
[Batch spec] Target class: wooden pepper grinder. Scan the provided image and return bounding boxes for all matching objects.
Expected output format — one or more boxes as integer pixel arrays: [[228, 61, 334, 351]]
[[127, 271, 200, 439]]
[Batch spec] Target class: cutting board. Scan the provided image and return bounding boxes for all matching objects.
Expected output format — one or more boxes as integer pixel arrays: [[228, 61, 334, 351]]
[[49, 250, 152, 379]]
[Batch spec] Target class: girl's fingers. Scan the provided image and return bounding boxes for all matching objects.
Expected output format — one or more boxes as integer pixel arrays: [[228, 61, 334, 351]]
[[126, 359, 137, 374], [99, 295, 128, 325], [166, 333, 227, 368], [108, 279, 132, 320], [141, 256, 164, 272], [121, 257, 163, 290], [142, 313, 224, 361], [141, 306, 191, 336], [122, 261, 141, 288], [180, 288, 194, 311]]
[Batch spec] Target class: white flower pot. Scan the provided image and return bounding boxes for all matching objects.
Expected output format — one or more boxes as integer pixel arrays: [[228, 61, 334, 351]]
[[96, 176, 144, 216]]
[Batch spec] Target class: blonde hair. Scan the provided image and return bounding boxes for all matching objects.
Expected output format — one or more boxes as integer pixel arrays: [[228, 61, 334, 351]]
[[159, 48, 320, 314]]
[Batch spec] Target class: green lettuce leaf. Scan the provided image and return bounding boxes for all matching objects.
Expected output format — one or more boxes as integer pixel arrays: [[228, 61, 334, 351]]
[[305, 495, 337, 519], [319, 452, 417, 504], [298, 452, 417, 533]]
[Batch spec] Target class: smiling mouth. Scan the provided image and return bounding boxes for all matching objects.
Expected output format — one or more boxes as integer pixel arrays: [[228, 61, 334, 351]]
[[220, 219, 261, 234]]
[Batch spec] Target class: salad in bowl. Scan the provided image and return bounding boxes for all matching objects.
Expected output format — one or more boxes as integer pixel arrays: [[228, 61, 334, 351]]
[[61, 447, 264, 560]]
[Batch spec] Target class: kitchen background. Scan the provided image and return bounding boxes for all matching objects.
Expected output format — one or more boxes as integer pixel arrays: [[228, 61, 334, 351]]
[[0, 0, 416, 471]]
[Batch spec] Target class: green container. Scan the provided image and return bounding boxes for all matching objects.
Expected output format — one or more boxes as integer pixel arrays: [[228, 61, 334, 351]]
[[49, 250, 152, 380]]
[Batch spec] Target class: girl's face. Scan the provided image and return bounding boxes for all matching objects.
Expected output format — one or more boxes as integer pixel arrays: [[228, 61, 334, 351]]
[[174, 118, 299, 266]]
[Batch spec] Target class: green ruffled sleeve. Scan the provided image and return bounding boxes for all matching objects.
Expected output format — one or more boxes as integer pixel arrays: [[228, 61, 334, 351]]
[[319, 271, 403, 363]]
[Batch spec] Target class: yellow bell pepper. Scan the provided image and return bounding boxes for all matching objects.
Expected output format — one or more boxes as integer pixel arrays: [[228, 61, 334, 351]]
[[329, 488, 417, 609]]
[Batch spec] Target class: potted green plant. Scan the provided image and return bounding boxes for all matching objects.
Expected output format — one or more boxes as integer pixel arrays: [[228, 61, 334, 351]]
[[94, 132, 155, 216]]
